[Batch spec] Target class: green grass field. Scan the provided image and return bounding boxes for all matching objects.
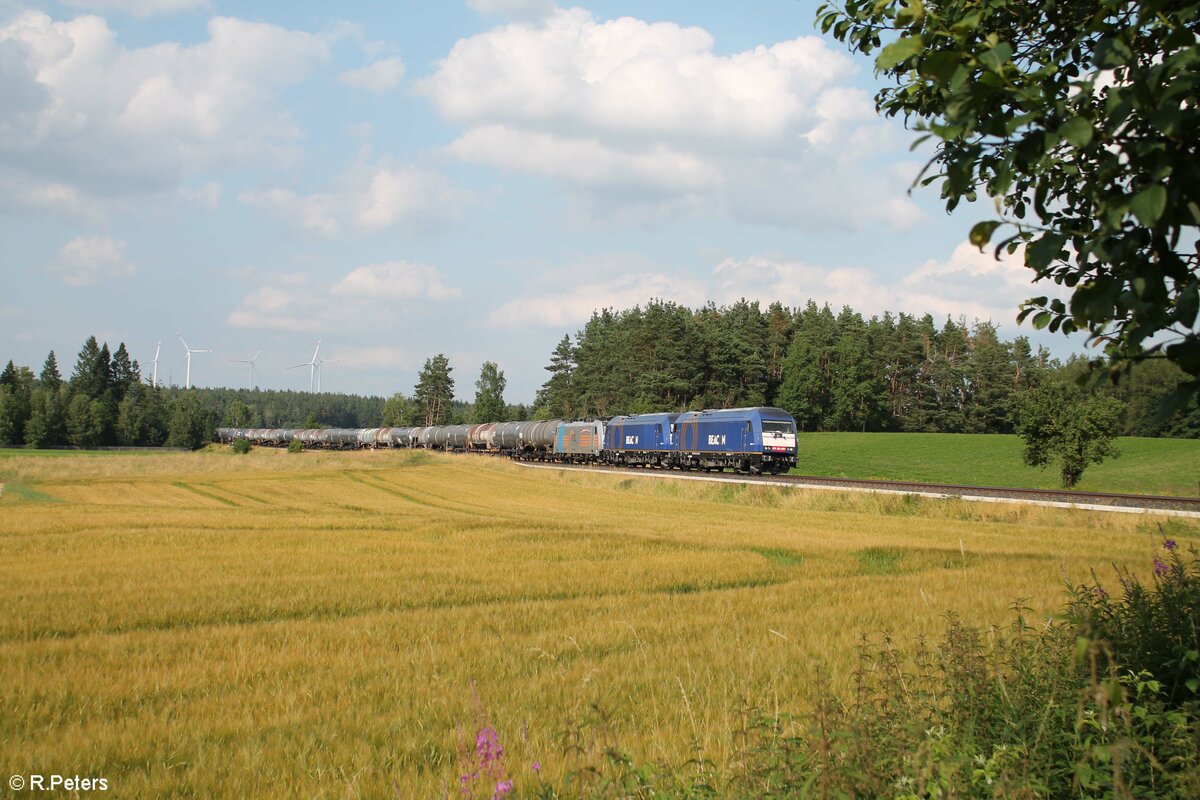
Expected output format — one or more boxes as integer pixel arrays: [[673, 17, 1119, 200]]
[[1, 448, 1196, 797], [792, 432, 1200, 496]]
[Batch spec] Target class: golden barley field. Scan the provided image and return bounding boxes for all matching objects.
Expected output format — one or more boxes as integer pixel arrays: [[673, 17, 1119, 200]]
[[1, 448, 1194, 797]]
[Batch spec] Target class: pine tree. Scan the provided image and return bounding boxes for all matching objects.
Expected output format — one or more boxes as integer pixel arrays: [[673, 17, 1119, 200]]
[[778, 302, 836, 430], [70, 336, 108, 400], [40, 351, 62, 390], [414, 354, 455, 426], [109, 343, 138, 401], [965, 322, 1015, 434], [0, 360, 16, 388], [829, 307, 882, 431], [536, 335, 577, 419], [0, 386, 17, 445]]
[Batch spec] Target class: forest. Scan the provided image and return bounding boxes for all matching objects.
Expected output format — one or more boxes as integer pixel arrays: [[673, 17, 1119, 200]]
[[531, 300, 1199, 438], [0, 336, 386, 450], [2, 298, 1197, 452]]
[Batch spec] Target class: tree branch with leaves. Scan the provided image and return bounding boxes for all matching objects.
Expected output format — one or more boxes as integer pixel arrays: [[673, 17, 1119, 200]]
[[818, 0, 1200, 407]]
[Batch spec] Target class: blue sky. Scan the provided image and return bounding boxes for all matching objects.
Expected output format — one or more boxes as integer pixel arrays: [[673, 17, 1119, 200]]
[[1, 0, 1080, 401]]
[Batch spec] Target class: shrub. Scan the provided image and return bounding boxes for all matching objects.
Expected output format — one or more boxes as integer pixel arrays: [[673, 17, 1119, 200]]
[[230, 438, 251, 454], [502, 547, 1200, 798], [287, 439, 304, 454]]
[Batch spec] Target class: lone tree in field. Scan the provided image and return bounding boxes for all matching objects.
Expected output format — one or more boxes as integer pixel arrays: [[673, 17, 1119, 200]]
[[473, 361, 507, 423], [819, 0, 1200, 404], [414, 354, 455, 426], [1014, 380, 1123, 487]]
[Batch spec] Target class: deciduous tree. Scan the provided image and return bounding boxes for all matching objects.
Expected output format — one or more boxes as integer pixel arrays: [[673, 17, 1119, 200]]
[[1014, 380, 1124, 487], [473, 361, 507, 423], [819, 0, 1200, 402]]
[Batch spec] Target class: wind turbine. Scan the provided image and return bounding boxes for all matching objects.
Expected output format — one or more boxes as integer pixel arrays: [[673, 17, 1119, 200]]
[[146, 341, 161, 388], [315, 357, 342, 393], [177, 331, 210, 390], [230, 349, 261, 390], [288, 340, 321, 392]]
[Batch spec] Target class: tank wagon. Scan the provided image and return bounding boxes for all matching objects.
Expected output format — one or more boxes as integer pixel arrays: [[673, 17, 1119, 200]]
[[215, 406, 797, 473]]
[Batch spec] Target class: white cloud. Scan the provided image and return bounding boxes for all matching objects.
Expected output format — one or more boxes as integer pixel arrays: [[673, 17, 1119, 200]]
[[240, 156, 470, 236], [335, 345, 412, 370], [228, 262, 461, 331], [712, 243, 1066, 325], [486, 271, 706, 330], [62, 0, 210, 16], [339, 56, 405, 92], [50, 235, 135, 286], [332, 261, 461, 300], [448, 125, 718, 193], [422, 7, 912, 228], [487, 242, 1066, 333], [180, 181, 220, 209], [467, 0, 556, 20], [0, 12, 331, 216]]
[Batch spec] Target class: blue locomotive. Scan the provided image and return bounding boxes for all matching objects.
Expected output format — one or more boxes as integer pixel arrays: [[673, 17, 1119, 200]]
[[216, 406, 798, 474]]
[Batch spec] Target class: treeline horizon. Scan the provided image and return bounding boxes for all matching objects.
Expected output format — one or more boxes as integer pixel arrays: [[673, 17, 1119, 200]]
[[531, 299, 1199, 439], [3, 299, 1198, 451]]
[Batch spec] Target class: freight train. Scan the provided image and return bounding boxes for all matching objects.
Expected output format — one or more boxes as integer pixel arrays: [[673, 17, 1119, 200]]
[[216, 406, 798, 474]]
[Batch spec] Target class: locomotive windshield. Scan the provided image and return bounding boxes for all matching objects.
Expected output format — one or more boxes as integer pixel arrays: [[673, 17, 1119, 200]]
[[762, 421, 795, 434]]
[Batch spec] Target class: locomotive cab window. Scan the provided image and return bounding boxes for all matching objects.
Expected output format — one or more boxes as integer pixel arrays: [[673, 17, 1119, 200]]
[[762, 421, 795, 434]]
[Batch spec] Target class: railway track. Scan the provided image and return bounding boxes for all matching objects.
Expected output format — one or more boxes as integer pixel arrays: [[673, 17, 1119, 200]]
[[512, 460, 1200, 517]]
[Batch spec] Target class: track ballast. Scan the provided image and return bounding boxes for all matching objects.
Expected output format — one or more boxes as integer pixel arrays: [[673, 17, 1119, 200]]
[[511, 460, 1200, 516]]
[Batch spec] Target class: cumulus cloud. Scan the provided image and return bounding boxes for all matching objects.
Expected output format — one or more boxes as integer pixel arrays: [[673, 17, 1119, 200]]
[[239, 156, 470, 236], [335, 345, 412, 370], [50, 235, 135, 286], [180, 181, 221, 209], [487, 242, 1066, 332], [711, 243, 1066, 325], [332, 261, 461, 300], [339, 56, 405, 91], [228, 262, 461, 332], [62, 0, 210, 16], [486, 270, 706, 330], [0, 11, 331, 218], [422, 7, 917, 229], [467, 0, 556, 20]]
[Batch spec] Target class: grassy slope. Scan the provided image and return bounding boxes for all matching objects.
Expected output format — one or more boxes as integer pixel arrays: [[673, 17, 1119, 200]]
[[2, 448, 1196, 797], [793, 432, 1200, 496]]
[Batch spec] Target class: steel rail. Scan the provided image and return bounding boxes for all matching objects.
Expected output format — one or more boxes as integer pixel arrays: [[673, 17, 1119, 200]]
[[509, 460, 1200, 515]]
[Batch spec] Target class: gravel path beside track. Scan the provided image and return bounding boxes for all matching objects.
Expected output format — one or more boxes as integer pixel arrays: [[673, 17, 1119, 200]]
[[512, 461, 1200, 518]]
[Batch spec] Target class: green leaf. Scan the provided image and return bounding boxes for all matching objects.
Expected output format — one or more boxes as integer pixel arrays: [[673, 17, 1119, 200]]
[[979, 42, 1013, 72], [1129, 185, 1167, 227], [918, 51, 959, 82], [969, 220, 1001, 249], [1177, 284, 1199, 327], [1058, 116, 1093, 147], [1025, 233, 1067, 271], [896, 0, 925, 26], [876, 35, 924, 70]]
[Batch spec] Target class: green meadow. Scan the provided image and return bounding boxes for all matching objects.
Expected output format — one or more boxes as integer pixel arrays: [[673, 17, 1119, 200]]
[[792, 432, 1200, 496]]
